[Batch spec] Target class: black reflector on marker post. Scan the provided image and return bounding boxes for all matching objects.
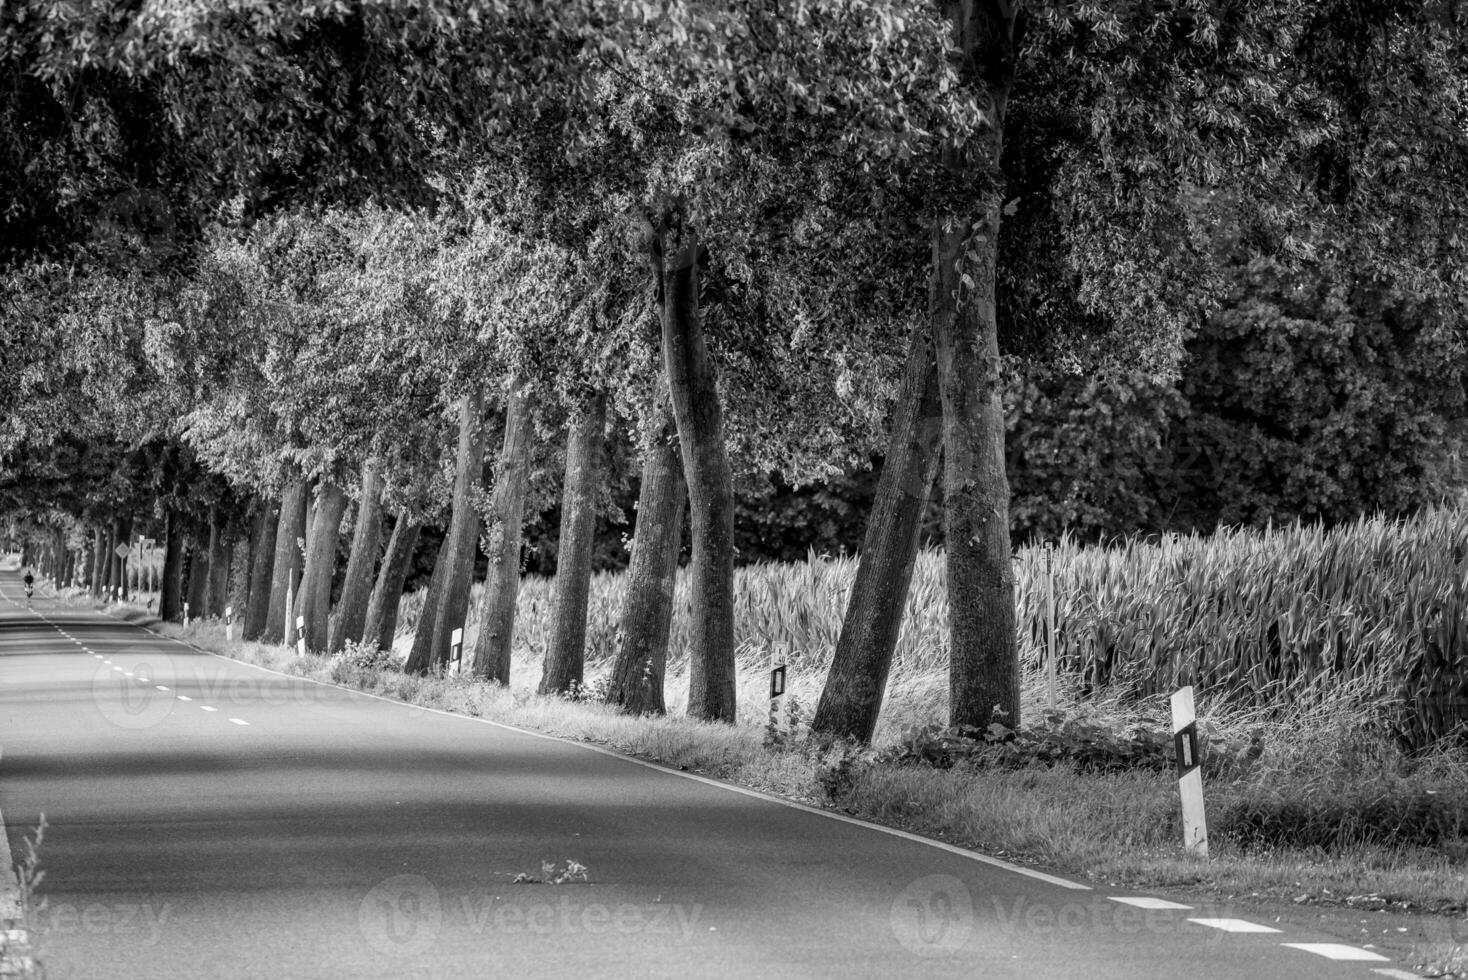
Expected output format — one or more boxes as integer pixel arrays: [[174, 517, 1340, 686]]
[[1173, 722, 1198, 779], [768, 662, 786, 736]]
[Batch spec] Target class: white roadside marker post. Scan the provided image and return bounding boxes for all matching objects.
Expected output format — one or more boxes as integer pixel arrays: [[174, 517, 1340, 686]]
[[225, 605, 234, 642], [284, 577, 296, 650], [296, 616, 307, 657], [1171, 685, 1209, 858], [450, 627, 464, 675], [183, 601, 190, 627], [1044, 542, 1058, 711], [769, 654, 787, 737]]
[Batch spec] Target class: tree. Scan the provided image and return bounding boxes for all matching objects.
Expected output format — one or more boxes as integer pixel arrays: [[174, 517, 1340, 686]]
[[539, 394, 608, 694], [404, 388, 489, 675], [813, 0, 1468, 741], [328, 458, 386, 653], [606, 410, 687, 714]]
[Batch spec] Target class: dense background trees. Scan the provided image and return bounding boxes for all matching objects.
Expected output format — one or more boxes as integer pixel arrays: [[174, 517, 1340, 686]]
[[3, 0, 1465, 743]]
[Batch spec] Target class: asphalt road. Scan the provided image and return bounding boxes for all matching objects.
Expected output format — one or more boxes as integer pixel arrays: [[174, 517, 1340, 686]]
[[0, 568, 1418, 979]]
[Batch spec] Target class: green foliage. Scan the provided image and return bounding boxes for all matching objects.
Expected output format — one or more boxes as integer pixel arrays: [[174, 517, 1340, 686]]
[[0, 816, 45, 979], [328, 640, 400, 684], [1004, 361, 1184, 544], [467, 507, 1468, 751], [1168, 261, 1468, 529], [1218, 776, 1468, 852], [512, 859, 590, 886], [877, 709, 1263, 777]]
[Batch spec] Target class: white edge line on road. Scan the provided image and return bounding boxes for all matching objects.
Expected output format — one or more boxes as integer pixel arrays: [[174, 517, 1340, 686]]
[[1372, 969, 1425, 979], [126, 620, 1093, 893]]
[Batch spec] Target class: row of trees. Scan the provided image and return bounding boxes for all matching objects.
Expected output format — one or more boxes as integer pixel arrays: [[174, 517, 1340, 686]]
[[3, 2, 1465, 741]]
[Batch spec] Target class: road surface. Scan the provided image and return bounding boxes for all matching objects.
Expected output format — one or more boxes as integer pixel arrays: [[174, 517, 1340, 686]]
[[0, 569, 1418, 979]]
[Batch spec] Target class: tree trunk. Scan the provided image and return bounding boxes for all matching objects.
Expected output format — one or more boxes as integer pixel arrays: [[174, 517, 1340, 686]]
[[243, 499, 279, 641], [89, 526, 105, 594], [471, 380, 535, 684], [160, 513, 185, 622], [263, 479, 308, 644], [936, 0, 1021, 733], [812, 324, 944, 743], [539, 394, 608, 695], [363, 511, 421, 653], [100, 522, 115, 596], [607, 412, 686, 715], [296, 481, 349, 654], [655, 220, 737, 722], [328, 459, 386, 654], [406, 389, 488, 675], [206, 509, 228, 617], [50, 528, 64, 587], [102, 520, 118, 597], [113, 514, 133, 600], [185, 528, 209, 619], [403, 534, 450, 672], [226, 532, 249, 621]]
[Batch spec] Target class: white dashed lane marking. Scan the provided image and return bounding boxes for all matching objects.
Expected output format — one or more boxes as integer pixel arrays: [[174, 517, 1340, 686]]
[[176, 695, 192, 702], [229, 719, 249, 726], [1284, 943, 1390, 962], [1188, 919, 1283, 934], [156, 686, 169, 691], [1109, 897, 1192, 910], [200, 706, 217, 713]]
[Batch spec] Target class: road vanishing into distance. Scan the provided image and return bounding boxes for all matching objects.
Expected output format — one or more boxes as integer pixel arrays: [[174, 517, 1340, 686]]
[[0, 569, 1422, 979]]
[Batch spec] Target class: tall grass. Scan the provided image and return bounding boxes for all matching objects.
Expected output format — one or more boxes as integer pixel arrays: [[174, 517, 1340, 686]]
[[395, 506, 1468, 749]]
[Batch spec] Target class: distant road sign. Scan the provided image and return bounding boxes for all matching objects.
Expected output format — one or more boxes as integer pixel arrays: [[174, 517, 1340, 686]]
[[114, 544, 131, 559]]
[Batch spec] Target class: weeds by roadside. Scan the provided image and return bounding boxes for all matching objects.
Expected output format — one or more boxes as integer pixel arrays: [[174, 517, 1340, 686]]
[[2, 817, 47, 980]]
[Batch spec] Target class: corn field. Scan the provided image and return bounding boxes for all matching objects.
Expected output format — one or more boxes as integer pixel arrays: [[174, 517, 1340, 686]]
[[398, 506, 1468, 749]]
